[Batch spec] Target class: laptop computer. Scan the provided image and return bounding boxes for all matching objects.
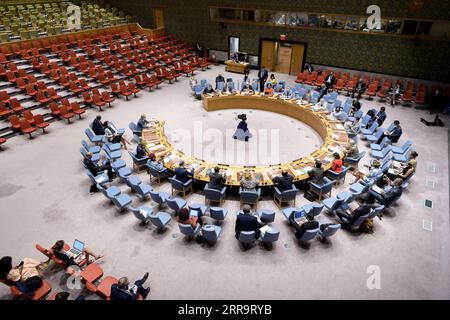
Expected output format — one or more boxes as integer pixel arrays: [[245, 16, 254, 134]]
[[293, 210, 306, 224], [189, 209, 199, 217], [67, 239, 85, 258]]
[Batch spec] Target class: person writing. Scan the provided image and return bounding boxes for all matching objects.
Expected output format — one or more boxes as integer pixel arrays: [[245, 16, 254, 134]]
[[110, 273, 150, 300], [376, 120, 402, 144], [235, 205, 261, 240], [175, 161, 194, 183]]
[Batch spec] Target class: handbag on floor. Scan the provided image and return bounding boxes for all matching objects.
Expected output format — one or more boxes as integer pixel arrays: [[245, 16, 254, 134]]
[[304, 191, 317, 202]]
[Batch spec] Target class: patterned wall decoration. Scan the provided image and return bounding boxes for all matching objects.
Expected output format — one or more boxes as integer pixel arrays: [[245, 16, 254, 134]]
[[104, 0, 450, 82]]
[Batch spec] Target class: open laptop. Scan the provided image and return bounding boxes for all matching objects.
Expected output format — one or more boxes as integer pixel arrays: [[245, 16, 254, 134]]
[[189, 209, 199, 217], [293, 210, 306, 224], [67, 239, 85, 259]]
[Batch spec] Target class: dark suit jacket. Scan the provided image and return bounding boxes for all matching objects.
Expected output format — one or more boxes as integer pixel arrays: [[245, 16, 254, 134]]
[[136, 144, 147, 159], [215, 76, 225, 88], [235, 213, 261, 240], [388, 127, 402, 143], [295, 220, 319, 239], [349, 206, 371, 224], [309, 168, 324, 185], [83, 158, 101, 176], [258, 69, 268, 81], [92, 119, 105, 135], [272, 175, 294, 192], [209, 172, 225, 190], [175, 167, 193, 184], [325, 75, 336, 85], [110, 284, 137, 301]]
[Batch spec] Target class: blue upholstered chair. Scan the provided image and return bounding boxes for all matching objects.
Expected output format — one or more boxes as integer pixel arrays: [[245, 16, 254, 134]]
[[370, 137, 389, 151], [368, 205, 385, 220], [273, 185, 299, 208], [125, 175, 142, 190], [322, 196, 345, 215], [326, 166, 350, 185], [257, 209, 276, 224], [239, 187, 261, 209], [318, 221, 341, 240], [238, 231, 257, 248], [261, 227, 280, 249], [149, 212, 172, 232], [128, 151, 148, 171], [366, 129, 384, 143], [111, 194, 132, 212], [204, 184, 226, 205], [128, 122, 141, 136], [344, 151, 366, 168], [360, 122, 378, 136], [166, 197, 187, 213], [169, 176, 193, 199], [128, 205, 152, 225], [150, 190, 169, 207], [302, 203, 324, 217], [103, 144, 121, 160], [193, 84, 203, 99], [309, 177, 334, 201], [147, 163, 170, 184], [134, 182, 152, 200], [117, 167, 132, 183], [282, 207, 304, 221], [202, 225, 222, 244], [111, 159, 126, 172], [392, 140, 412, 154], [97, 184, 121, 201], [371, 146, 392, 160], [210, 207, 228, 223], [86, 170, 109, 187], [297, 228, 319, 243], [81, 140, 101, 154], [85, 128, 103, 144], [178, 223, 201, 240]]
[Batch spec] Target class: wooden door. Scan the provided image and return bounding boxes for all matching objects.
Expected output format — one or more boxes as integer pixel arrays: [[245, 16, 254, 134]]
[[260, 40, 276, 71], [290, 44, 305, 75], [153, 8, 164, 29], [275, 45, 292, 74]]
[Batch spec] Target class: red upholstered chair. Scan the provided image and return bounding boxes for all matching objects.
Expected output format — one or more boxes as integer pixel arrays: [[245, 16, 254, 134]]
[[60, 106, 75, 123], [71, 102, 86, 118], [9, 115, 21, 131], [34, 114, 50, 133], [128, 83, 140, 97], [49, 103, 61, 118], [22, 110, 35, 126], [19, 119, 36, 138], [101, 92, 115, 107], [402, 89, 413, 104], [10, 280, 52, 300], [93, 94, 106, 111], [0, 102, 13, 119]]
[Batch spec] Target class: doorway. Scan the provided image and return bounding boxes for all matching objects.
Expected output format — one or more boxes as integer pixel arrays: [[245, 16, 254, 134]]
[[259, 39, 306, 75], [229, 36, 240, 60], [153, 8, 164, 29]]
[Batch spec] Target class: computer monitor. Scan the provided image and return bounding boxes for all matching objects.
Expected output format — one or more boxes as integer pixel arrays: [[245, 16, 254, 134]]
[[73, 239, 85, 251]]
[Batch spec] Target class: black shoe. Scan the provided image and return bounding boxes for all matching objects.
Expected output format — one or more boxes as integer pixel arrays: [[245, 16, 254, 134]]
[[141, 272, 149, 283], [245, 137, 249, 142], [233, 136, 237, 139]]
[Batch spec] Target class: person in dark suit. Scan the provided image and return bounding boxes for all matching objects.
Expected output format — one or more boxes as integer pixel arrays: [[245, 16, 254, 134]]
[[83, 152, 114, 192], [110, 273, 150, 301], [376, 120, 402, 144], [272, 171, 294, 192], [376, 107, 387, 126], [136, 114, 149, 132], [366, 178, 403, 207], [325, 72, 336, 89], [291, 212, 319, 239], [352, 79, 366, 99], [257, 66, 269, 93], [308, 160, 324, 185], [235, 205, 261, 240], [92, 115, 105, 135], [336, 201, 374, 227], [215, 74, 225, 89], [175, 161, 194, 183], [208, 166, 226, 190], [135, 140, 148, 159]]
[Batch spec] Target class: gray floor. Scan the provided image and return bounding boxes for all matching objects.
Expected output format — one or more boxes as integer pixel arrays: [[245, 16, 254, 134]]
[[0, 66, 449, 300]]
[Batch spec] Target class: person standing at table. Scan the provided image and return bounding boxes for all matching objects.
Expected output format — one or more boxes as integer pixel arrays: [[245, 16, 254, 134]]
[[258, 66, 269, 93]]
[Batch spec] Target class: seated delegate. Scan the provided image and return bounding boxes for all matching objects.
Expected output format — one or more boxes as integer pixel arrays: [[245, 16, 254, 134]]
[[176, 207, 203, 228], [136, 139, 148, 159], [51, 240, 103, 273], [376, 120, 402, 145], [235, 205, 261, 240], [289, 212, 319, 240], [308, 160, 325, 185], [174, 161, 194, 183], [208, 166, 226, 191], [336, 196, 378, 227], [366, 178, 403, 206], [331, 152, 343, 173], [3, 256, 47, 296], [272, 170, 294, 192], [136, 114, 149, 132], [147, 153, 169, 175], [264, 83, 274, 96], [110, 273, 150, 300], [240, 171, 259, 192], [92, 115, 105, 135]]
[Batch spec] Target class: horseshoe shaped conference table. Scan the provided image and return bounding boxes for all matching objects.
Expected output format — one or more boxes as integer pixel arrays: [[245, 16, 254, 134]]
[[142, 93, 349, 187]]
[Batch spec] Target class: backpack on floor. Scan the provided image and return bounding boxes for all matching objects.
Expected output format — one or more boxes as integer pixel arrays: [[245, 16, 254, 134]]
[[360, 219, 374, 233]]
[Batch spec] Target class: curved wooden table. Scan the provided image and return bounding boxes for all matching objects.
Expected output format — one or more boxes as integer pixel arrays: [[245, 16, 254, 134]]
[[142, 93, 348, 187]]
